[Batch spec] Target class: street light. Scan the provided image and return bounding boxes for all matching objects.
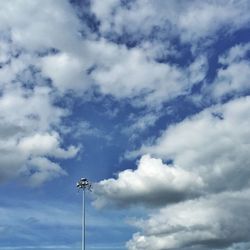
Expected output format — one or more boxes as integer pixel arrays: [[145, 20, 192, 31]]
[[76, 178, 92, 250]]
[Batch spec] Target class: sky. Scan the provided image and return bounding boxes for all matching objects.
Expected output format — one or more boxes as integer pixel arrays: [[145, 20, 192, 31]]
[[1, 0, 250, 249]]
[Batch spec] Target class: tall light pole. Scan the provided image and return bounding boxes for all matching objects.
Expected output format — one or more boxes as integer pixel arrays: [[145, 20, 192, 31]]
[[76, 178, 92, 250]]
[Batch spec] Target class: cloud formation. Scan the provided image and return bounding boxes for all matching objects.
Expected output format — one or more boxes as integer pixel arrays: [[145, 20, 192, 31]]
[[139, 96, 250, 193], [0, 0, 213, 188], [94, 96, 250, 249], [1, 0, 250, 248], [0, 86, 78, 185], [0, 0, 81, 185], [91, 0, 250, 43], [93, 155, 204, 208], [210, 43, 250, 100], [127, 189, 250, 250]]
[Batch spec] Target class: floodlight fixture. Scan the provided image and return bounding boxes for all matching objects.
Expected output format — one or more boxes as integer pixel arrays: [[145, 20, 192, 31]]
[[77, 178, 92, 191]]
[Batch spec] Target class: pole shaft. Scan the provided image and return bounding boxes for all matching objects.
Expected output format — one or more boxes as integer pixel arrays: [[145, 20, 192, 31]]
[[84, 189, 86, 250], [82, 189, 85, 250]]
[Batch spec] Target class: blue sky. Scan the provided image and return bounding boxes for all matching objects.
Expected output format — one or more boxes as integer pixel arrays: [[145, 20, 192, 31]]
[[1, 0, 250, 249]]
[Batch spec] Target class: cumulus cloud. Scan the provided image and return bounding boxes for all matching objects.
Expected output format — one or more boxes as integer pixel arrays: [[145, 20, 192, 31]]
[[38, 25, 206, 105], [88, 40, 207, 108], [20, 1, 207, 107], [91, 45, 186, 104], [0, 0, 83, 186], [95, 96, 250, 249], [93, 155, 204, 208], [18, 132, 78, 159], [210, 43, 250, 100], [1, 0, 247, 114], [40, 51, 92, 93], [94, 93, 250, 206], [23, 157, 67, 187], [0, 0, 81, 52], [0, 84, 78, 185], [0, 0, 92, 94], [0, 0, 210, 109], [139, 96, 250, 193], [91, 0, 250, 43], [176, 0, 250, 42], [0, 1, 98, 186], [127, 189, 250, 250]]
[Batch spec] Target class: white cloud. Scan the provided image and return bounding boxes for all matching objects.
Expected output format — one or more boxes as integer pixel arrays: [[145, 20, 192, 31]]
[[96, 95, 250, 208], [188, 56, 208, 83], [0, 0, 81, 52], [87, 39, 207, 108], [127, 189, 250, 250], [0, 0, 247, 111], [91, 0, 120, 33], [0, 0, 210, 109], [91, 0, 250, 43], [96, 96, 250, 249], [0, 0, 92, 94], [122, 111, 161, 137], [0, 85, 78, 185], [40, 51, 91, 93], [210, 43, 250, 99], [39, 35, 194, 103], [0, 0, 83, 186], [91, 0, 156, 36], [1, 0, 250, 249], [176, 0, 250, 42], [0, 52, 34, 88], [219, 43, 250, 65], [93, 155, 204, 208], [18, 132, 78, 159], [138, 96, 250, 193], [0, 0, 248, 192], [0, 86, 65, 131], [23, 157, 67, 187], [0, 38, 14, 65]]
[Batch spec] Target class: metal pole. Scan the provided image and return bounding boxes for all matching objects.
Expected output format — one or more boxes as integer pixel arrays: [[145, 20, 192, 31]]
[[77, 178, 91, 250], [84, 188, 86, 250], [82, 189, 85, 250]]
